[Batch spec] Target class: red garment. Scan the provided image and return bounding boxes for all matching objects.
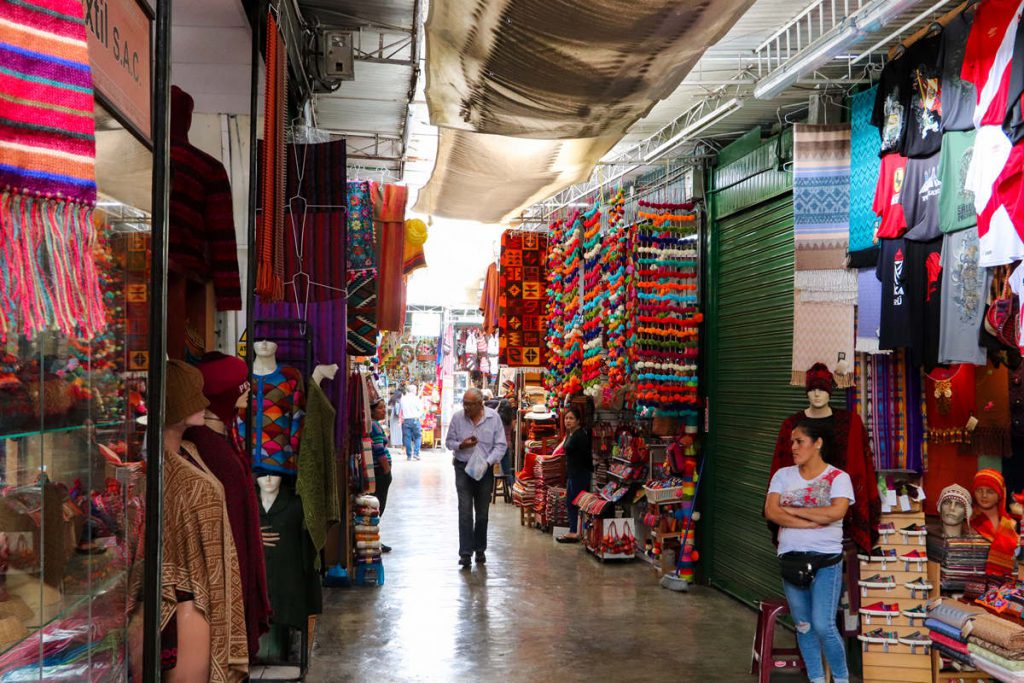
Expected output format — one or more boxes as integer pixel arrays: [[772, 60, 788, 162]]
[[961, 0, 1024, 126], [978, 142, 1024, 266], [971, 513, 1018, 578], [924, 364, 976, 445], [372, 183, 408, 332], [872, 153, 908, 239], [480, 263, 500, 335], [184, 426, 272, 657], [169, 87, 241, 310], [768, 409, 880, 554]]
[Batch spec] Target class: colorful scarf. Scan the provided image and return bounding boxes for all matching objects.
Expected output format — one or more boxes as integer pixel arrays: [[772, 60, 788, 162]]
[[0, 0, 105, 340], [971, 468, 1017, 578], [371, 182, 407, 332], [856, 349, 924, 471], [346, 181, 377, 355], [499, 230, 548, 368], [256, 13, 286, 301], [791, 124, 854, 387]]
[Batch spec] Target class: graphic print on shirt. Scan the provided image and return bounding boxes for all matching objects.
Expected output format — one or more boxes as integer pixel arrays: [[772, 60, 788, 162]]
[[913, 67, 942, 138], [891, 166, 905, 208], [893, 248, 906, 306], [779, 469, 842, 508], [958, 146, 976, 224], [919, 166, 942, 203], [952, 239, 982, 324], [883, 93, 906, 150], [926, 251, 943, 302]]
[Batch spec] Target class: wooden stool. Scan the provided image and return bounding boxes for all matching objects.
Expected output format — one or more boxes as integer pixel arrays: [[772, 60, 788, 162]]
[[492, 473, 513, 504], [519, 505, 535, 527], [750, 598, 805, 683]]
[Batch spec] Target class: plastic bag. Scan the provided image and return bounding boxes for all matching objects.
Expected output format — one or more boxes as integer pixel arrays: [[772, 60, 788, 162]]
[[465, 449, 488, 481]]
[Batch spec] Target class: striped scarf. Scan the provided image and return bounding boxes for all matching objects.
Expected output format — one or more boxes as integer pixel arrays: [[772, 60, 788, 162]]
[[0, 0, 104, 340]]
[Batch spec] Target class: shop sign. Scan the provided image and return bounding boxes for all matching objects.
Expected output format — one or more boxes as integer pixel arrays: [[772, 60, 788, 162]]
[[83, 0, 153, 143]]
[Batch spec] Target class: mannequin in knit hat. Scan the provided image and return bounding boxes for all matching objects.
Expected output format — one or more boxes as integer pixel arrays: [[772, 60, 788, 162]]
[[938, 484, 972, 538], [768, 363, 881, 556], [971, 469, 1018, 579]]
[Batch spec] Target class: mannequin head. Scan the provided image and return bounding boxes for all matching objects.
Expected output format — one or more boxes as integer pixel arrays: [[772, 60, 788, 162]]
[[804, 363, 835, 405], [807, 389, 831, 410], [164, 360, 210, 429], [939, 484, 972, 537], [257, 474, 282, 496], [973, 469, 1007, 520], [254, 340, 278, 358]]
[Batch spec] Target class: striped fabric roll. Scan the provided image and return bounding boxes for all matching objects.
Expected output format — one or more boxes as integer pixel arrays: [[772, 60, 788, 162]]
[[0, 0, 104, 339]]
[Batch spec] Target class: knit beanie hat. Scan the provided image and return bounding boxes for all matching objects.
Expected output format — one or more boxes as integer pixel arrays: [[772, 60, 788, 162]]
[[805, 362, 836, 393], [938, 484, 973, 520], [973, 468, 1006, 517], [165, 359, 209, 426], [197, 352, 248, 426]]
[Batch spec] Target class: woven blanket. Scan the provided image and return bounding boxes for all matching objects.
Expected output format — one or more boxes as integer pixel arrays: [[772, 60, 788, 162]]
[[792, 124, 854, 386], [932, 630, 970, 655], [0, 0, 104, 339], [346, 181, 377, 355], [849, 87, 882, 252], [928, 618, 968, 641], [971, 636, 1024, 662], [256, 13, 287, 301], [971, 644, 1024, 673], [969, 614, 1024, 651], [371, 182, 407, 332], [930, 599, 987, 629], [499, 230, 548, 367], [857, 350, 925, 470]]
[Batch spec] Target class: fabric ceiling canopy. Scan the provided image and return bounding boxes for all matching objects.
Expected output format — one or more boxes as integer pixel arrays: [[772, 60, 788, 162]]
[[424, 0, 757, 139], [412, 129, 618, 223]]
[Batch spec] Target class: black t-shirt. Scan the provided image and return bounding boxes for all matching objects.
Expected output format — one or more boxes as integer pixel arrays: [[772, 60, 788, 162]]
[[1003, 7, 1024, 144], [905, 237, 943, 369], [939, 9, 978, 132], [877, 238, 912, 350], [900, 36, 944, 158], [901, 151, 942, 241], [873, 57, 911, 156]]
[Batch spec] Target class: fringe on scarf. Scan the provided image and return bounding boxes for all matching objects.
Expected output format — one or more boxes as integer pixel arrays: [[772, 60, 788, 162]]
[[972, 426, 1012, 459], [0, 191, 106, 341], [791, 369, 855, 389]]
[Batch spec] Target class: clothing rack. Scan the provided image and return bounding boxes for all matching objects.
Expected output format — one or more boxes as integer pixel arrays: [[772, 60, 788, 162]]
[[887, 1, 969, 59]]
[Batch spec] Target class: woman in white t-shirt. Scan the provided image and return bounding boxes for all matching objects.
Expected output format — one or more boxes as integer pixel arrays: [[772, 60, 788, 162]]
[[764, 418, 854, 683]]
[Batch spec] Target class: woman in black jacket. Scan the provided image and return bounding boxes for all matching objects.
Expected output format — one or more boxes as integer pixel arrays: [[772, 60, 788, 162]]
[[557, 406, 592, 543]]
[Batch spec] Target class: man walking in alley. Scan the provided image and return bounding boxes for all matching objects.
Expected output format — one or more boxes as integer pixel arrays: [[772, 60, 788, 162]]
[[445, 388, 508, 568], [400, 384, 424, 461]]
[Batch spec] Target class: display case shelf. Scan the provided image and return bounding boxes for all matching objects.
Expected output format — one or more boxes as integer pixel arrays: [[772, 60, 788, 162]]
[[0, 422, 124, 443]]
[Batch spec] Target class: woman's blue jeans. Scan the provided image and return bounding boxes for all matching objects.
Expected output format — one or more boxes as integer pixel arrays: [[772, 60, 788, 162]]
[[781, 560, 849, 683]]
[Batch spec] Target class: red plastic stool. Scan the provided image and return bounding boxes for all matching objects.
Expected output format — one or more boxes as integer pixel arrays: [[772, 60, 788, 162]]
[[750, 598, 805, 683]]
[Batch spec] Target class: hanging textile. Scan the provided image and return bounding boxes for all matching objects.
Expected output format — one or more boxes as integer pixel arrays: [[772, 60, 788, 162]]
[[498, 230, 549, 368], [346, 181, 378, 355], [858, 350, 925, 471], [580, 200, 606, 396], [282, 140, 347, 302], [849, 87, 882, 253], [371, 183, 408, 332], [480, 263, 500, 334], [256, 13, 287, 300], [791, 124, 855, 387], [631, 206, 702, 425], [545, 211, 584, 399], [601, 195, 631, 404], [0, 0, 105, 339], [974, 363, 1011, 458]]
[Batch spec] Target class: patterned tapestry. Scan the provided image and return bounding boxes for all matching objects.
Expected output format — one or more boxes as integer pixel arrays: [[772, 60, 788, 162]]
[[791, 124, 855, 387], [498, 230, 548, 367], [346, 181, 377, 355], [849, 87, 882, 253]]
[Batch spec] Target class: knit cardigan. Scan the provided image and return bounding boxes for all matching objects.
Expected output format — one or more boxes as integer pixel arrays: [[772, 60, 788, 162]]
[[296, 381, 341, 564]]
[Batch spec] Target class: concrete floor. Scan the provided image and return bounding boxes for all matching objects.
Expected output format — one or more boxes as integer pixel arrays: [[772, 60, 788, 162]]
[[304, 449, 771, 683]]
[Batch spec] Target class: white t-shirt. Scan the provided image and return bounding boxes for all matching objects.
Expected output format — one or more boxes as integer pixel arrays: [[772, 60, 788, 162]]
[[400, 394, 423, 420], [768, 464, 855, 556]]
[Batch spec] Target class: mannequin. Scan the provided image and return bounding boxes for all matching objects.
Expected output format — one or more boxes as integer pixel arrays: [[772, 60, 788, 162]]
[[256, 473, 322, 659], [312, 363, 339, 386], [970, 469, 1018, 579], [768, 363, 881, 554], [238, 340, 305, 475], [938, 485, 972, 538], [162, 360, 248, 681]]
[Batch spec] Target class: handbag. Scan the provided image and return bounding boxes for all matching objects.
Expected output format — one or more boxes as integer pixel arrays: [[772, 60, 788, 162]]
[[778, 551, 842, 587], [985, 268, 1020, 350]]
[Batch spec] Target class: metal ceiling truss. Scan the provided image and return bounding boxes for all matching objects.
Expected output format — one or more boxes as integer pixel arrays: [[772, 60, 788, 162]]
[[351, 27, 415, 67], [334, 132, 404, 163]]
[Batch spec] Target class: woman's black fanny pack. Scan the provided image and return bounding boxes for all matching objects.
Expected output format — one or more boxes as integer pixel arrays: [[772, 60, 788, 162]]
[[778, 551, 843, 587]]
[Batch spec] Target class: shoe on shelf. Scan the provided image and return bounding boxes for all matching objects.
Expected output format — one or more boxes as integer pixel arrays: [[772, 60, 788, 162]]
[[899, 549, 927, 562], [900, 523, 927, 536], [876, 522, 896, 536], [381, 544, 392, 553], [898, 631, 932, 648], [857, 547, 898, 562], [458, 555, 471, 568], [858, 574, 896, 589], [902, 604, 927, 619], [858, 628, 899, 644], [905, 577, 933, 592], [860, 602, 900, 617], [475, 551, 486, 564]]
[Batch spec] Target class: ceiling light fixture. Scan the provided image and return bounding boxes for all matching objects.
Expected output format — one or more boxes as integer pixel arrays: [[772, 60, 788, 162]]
[[752, 0, 921, 100]]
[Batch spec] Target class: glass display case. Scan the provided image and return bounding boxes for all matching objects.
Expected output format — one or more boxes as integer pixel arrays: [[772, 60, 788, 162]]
[[0, 220, 150, 680]]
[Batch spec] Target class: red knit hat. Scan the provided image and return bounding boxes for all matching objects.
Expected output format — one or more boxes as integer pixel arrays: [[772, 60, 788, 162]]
[[974, 468, 1007, 516], [197, 352, 249, 426], [805, 362, 835, 393]]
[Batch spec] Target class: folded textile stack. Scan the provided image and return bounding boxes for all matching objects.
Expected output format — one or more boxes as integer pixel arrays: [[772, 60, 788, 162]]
[[927, 599, 986, 675], [353, 494, 382, 564], [927, 532, 990, 595], [546, 486, 568, 528], [512, 475, 537, 509], [968, 613, 1024, 680], [532, 453, 566, 526]]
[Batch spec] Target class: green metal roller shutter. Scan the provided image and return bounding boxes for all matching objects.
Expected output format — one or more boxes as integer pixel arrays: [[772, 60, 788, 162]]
[[703, 130, 809, 606]]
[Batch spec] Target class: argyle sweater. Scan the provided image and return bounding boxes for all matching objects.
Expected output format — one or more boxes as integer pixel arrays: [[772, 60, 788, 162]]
[[238, 368, 305, 475], [169, 87, 242, 310]]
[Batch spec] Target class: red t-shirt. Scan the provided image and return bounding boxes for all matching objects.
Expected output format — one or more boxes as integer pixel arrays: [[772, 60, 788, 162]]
[[872, 152, 908, 239], [961, 0, 1024, 127]]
